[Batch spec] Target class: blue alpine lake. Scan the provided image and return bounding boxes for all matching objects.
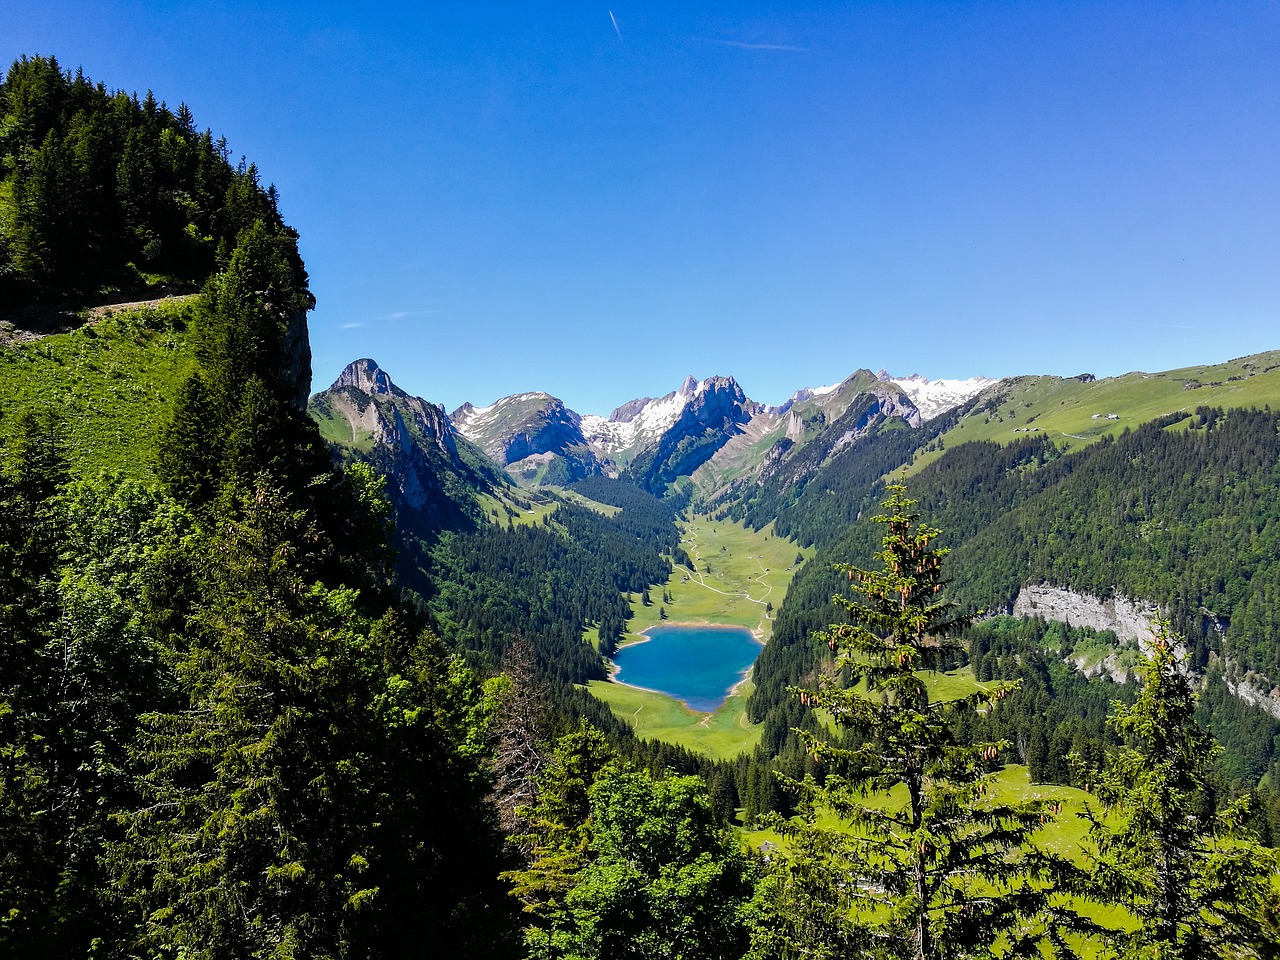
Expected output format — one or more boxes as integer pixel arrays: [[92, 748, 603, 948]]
[[612, 624, 763, 713]]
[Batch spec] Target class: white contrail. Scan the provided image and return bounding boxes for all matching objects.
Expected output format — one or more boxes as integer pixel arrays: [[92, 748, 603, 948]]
[[609, 10, 622, 40]]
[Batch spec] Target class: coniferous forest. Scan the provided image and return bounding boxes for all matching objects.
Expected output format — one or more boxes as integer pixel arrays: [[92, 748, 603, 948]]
[[3, 56, 1280, 959]]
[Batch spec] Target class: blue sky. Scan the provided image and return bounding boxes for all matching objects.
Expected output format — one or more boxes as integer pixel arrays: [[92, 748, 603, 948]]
[[6, 2, 1279, 414]]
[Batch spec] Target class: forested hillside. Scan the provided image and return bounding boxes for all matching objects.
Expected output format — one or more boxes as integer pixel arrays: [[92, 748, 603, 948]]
[[0, 58, 516, 957], [746, 405, 1280, 838]]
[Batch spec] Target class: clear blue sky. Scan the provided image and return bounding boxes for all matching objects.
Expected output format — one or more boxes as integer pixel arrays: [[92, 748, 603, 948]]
[[6, 1, 1279, 414]]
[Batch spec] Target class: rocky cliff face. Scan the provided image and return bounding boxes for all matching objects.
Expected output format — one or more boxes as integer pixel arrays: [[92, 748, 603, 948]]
[[822, 384, 922, 458], [325, 358, 460, 463], [1011, 584, 1280, 717], [624, 376, 758, 493], [281, 306, 314, 409], [1012, 584, 1160, 646]]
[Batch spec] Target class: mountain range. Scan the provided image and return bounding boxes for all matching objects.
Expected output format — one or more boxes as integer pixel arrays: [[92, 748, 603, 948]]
[[311, 359, 996, 498]]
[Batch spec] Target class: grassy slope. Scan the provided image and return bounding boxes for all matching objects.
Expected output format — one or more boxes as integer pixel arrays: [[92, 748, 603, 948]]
[[744, 764, 1096, 851], [473, 487, 561, 527], [310, 396, 378, 451], [743, 763, 1137, 952], [585, 512, 814, 758], [628, 513, 813, 641], [906, 350, 1280, 475], [0, 301, 196, 477], [586, 677, 761, 761]]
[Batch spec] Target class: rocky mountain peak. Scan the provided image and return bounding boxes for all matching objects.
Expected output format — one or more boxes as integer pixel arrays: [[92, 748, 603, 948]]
[[608, 396, 651, 423], [331, 358, 405, 398]]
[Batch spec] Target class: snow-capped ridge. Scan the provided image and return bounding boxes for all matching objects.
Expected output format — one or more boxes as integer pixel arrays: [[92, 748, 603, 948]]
[[582, 375, 742, 457], [875, 371, 998, 421]]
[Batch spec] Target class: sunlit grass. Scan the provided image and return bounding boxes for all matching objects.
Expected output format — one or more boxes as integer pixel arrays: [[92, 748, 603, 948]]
[[0, 301, 196, 478], [586, 677, 761, 760]]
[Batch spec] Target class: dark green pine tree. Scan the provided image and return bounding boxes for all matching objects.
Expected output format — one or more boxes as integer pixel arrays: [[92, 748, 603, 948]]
[[759, 483, 1080, 960], [110, 481, 516, 958], [159, 217, 329, 515], [157, 370, 219, 505], [1080, 623, 1280, 959], [0, 413, 73, 956], [505, 722, 618, 926]]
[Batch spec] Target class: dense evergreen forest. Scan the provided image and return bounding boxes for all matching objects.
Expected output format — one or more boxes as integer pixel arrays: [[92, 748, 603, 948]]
[[3, 57, 1279, 958], [0, 54, 295, 305], [744, 406, 1280, 843]]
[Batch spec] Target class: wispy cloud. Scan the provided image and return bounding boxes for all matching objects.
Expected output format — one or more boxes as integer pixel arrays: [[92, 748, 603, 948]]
[[701, 39, 808, 53], [386, 309, 442, 320], [341, 309, 442, 331]]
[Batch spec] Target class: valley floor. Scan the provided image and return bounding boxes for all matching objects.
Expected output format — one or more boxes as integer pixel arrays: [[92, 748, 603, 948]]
[[586, 513, 813, 757]]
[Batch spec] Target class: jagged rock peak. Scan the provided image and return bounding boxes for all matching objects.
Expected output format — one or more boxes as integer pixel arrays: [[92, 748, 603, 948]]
[[609, 396, 652, 423], [678, 374, 699, 397], [875, 369, 922, 383], [331, 358, 406, 398]]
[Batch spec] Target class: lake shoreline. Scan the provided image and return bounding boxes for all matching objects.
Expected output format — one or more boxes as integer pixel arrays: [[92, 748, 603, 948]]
[[617, 619, 767, 648], [608, 622, 763, 714]]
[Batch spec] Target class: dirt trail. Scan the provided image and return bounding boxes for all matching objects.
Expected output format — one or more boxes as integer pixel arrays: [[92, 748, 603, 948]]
[[681, 526, 775, 618], [1, 294, 195, 345]]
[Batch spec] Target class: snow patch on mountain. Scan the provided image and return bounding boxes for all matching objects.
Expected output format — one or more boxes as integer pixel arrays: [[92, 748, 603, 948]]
[[875, 371, 998, 421], [581, 375, 724, 456], [452, 391, 567, 442]]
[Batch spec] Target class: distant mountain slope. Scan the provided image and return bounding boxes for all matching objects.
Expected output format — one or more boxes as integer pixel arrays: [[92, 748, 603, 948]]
[[310, 358, 505, 530], [909, 350, 1280, 472], [581, 375, 755, 468], [619, 375, 760, 494], [875, 371, 998, 421], [692, 371, 925, 503], [442, 369, 959, 500], [451, 391, 605, 485]]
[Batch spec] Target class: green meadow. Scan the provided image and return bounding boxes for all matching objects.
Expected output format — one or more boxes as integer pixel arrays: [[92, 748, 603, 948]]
[[906, 351, 1280, 474], [627, 513, 814, 640], [0, 301, 197, 477], [584, 513, 814, 758], [585, 677, 762, 761]]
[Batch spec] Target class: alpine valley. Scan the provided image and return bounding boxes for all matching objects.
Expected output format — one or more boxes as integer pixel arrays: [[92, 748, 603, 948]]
[[3, 54, 1279, 960], [306, 351, 1280, 785]]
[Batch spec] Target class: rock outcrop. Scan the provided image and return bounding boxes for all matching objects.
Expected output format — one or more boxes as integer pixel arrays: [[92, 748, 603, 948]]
[[1012, 584, 1280, 715], [281, 306, 314, 409], [1012, 585, 1160, 646]]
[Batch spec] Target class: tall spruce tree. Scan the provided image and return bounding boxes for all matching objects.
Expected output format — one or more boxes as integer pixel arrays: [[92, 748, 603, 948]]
[[759, 484, 1078, 960], [1080, 623, 1280, 959], [0, 415, 73, 955], [109, 481, 516, 958], [158, 217, 325, 514]]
